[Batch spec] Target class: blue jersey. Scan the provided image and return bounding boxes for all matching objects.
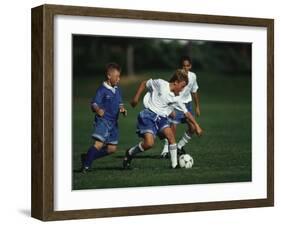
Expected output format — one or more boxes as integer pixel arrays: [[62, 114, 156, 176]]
[[91, 82, 123, 122]]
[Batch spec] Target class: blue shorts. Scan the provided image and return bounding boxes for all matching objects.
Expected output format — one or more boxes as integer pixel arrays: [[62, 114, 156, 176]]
[[169, 102, 194, 125], [91, 116, 119, 145], [136, 109, 170, 138]]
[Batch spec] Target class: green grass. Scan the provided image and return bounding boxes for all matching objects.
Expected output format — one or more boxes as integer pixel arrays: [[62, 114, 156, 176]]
[[72, 71, 251, 190]]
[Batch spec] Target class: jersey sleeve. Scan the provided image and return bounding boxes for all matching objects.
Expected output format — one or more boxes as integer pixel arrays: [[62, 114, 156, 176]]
[[91, 87, 104, 109], [174, 101, 188, 114], [118, 88, 124, 107], [146, 79, 161, 92]]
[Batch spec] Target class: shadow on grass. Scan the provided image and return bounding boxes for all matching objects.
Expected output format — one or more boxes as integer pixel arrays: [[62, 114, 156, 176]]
[[73, 166, 125, 173], [114, 155, 162, 159]]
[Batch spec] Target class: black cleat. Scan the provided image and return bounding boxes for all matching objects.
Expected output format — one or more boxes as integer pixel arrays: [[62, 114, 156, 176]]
[[123, 149, 133, 169], [177, 147, 186, 156], [80, 166, 91, 174], [80, 154, 91, 173], [160, 152, 170, 159]]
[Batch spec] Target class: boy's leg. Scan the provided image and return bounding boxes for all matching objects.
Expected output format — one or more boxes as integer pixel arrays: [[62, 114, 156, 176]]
[[123, 133, 154, 169], [177, 125, 192, 151], [160, 139, 169, 157], [178, 102, 194, 151], [162, 127, 178, 168], [161, 124, 177, 158], [82, 140, 108, 170]]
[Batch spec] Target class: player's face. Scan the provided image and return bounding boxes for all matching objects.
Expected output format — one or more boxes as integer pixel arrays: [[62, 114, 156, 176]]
[[173, 81, 187, 96], [182, 60, 192, 72], [107, 69, 121, 86]]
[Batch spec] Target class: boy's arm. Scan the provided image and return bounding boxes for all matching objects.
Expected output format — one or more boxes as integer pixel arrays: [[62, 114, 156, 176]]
[[91, 103, 105, 117], [184, 111, 203, 136], [117, 89, 127, 116], [191, 92, 200, 116], [91, 88, 105, 117], [131, 80, 147, 107], [119, 104, 127, 116]]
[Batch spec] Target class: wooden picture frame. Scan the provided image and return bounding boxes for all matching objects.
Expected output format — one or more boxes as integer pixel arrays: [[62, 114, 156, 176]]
[[31, 4, 274, 221]]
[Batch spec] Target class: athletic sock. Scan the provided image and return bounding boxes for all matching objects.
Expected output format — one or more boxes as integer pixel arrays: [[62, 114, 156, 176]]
[[83, 146, 109, 168], [128, 142, 144, 156], [169, 144, 178, 168], [161, 139, 169, 154], [177, 132, 191, 150]]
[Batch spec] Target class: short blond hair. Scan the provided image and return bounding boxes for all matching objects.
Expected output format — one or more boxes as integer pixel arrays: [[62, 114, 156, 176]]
[[169, 69, 188, 84]]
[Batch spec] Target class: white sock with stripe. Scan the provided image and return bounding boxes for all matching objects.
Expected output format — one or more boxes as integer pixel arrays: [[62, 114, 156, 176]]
[[177, 132, 191, 150], [128, 142, 144, 156]]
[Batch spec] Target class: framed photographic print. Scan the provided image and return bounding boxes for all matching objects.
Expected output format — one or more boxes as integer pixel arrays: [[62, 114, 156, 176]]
[[31, 4, 274, 221]]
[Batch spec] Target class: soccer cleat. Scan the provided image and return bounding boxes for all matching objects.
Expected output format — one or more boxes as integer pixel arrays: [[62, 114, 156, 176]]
[[123, 149, 133, 169], [160, 151, 170, 159], [80, 154, 91, 173], [160, 145, 169, 159], [177, 147, 186, 156], [79, 166, 91, 174]]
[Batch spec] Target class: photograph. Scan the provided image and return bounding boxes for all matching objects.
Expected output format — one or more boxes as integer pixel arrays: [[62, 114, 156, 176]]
[[31, 4, 273, 220], [72, 35, 252, 190]]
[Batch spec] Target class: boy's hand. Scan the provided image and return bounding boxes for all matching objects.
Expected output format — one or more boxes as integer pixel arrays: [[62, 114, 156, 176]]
[[195, 125, 203, 136], [169, 111, 176, 119], [96, 108, 105, 117], [120, 107, 127, 117], [130, 98, 139, 108]]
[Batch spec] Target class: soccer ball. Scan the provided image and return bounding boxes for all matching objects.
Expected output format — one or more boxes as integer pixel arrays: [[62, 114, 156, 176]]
[[179, 154, 194, 169]]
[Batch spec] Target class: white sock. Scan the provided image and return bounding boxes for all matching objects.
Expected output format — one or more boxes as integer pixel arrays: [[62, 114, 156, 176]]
[[177, 132, 191, 150], [161, 139, 169, 154], [128, 142, 144, 156], [169, 144, 178, 168]]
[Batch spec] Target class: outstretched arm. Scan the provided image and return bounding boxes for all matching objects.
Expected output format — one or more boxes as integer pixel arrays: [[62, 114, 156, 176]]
[[130, 80, 147, 107], [184, 111, 203, 136]]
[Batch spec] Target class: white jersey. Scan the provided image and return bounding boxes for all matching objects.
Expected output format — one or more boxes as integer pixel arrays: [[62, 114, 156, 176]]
[[143, 79, 188, 117], [180, 71, 199, 103]]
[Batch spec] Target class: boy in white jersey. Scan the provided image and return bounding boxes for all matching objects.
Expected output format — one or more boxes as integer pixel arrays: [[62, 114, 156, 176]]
[[123, 69, 203, 169], [161, 56, 201, 157]]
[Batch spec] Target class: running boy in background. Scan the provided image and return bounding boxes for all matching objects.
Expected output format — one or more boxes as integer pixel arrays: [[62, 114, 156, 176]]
[[123, 69, 203, 169], [80, 63, 127, 173], [161, 56, 201, 158]]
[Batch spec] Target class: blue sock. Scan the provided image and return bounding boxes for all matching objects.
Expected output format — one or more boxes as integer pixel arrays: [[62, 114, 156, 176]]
[[83, 146, 109, 168]]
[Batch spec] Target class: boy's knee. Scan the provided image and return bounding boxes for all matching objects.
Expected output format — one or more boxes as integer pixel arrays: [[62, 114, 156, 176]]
[[165, 132, 176, 144], [167, 136, 176, 144], [107, 145, 117, 153], [94, 141, 104, 150], [143, 139, 154, 150]]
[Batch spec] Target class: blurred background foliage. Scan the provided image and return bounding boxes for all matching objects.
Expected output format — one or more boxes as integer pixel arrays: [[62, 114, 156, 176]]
[[72, 35, 252, 189], [72, 35, 251, 77]]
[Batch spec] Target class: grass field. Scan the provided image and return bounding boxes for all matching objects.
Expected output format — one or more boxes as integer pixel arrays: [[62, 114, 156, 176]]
[[72, 70, 251, 190]]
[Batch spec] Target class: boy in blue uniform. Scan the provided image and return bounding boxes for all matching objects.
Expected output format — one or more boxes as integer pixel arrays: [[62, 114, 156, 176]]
[[123, 69, 203, 169], [80, 63, 127, 173]]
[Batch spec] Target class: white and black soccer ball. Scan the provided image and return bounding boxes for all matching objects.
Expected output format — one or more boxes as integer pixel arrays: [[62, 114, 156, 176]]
[[179, 154, 194, 169]]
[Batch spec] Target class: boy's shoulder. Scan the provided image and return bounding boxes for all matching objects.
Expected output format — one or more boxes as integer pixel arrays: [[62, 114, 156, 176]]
[[188, 71, 197, 80], [149, 78, 168, 85], [188, 71, 196, 76]]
